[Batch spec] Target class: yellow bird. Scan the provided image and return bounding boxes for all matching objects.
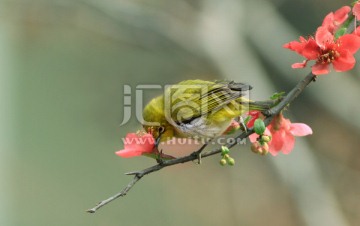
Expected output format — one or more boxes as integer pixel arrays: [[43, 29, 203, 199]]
[[142, 80, 273, 144]]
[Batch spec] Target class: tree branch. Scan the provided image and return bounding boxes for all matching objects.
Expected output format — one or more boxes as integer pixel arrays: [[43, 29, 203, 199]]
[[263, 72, 316, 117], [86, 72, 316, 213]]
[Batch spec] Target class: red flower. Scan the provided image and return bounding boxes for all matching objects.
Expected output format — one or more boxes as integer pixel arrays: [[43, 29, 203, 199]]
[[246, 111, 261, 127], [266, 115, 312, 155], [284, 26, 360, 75], [249, 114, 312, 156], [115, 133, 155, 158]]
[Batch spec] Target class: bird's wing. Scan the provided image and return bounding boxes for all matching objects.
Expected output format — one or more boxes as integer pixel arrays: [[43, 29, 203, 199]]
[[165, 80, 251, 124]]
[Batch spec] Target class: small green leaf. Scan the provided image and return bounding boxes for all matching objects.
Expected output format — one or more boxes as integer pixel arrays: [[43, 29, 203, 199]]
[[254, 119, 266, 135], [221, 146, 230, 155], [335, 27, 347, 39], [243, 115, 251, 125], [270, 91, 285, 100]]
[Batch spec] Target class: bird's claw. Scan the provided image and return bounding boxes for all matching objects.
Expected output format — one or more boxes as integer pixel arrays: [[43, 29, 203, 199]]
[[156, 149, 165, 165], [236, 116, 248, 133]]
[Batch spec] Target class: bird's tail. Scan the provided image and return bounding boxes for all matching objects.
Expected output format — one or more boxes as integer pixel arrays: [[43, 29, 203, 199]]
[[248, 100, 278, 111]]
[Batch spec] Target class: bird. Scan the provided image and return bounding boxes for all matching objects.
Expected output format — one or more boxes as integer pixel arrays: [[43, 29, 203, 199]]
[[142, 79, 274, 145]]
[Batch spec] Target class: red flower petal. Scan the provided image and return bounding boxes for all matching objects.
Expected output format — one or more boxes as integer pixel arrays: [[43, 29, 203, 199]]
[[300, 38, 319, 59], [332, 50, 356, 72], [333, 6, 351, 25], [315, 26, 334, 49], [115, 133, 155, 158], [322, 12, 334, 30], [283, 40, 305, 54], [281, 132, 295, 155], [249, 133, 258, 143], [353, 3, 360, 20], [322, 6, 350, 33], [268, 133, 282, 156], [284, 36, 319, 60], [268, 146, 279, 156], [269, 130, 285, 153], [290, 123, 313, 136], [246, 111, 261, 128], [338, 34, 360, 54], [116, 148, 143, 158], [312, 63, 330, 75], [291, 61, 307, 69]]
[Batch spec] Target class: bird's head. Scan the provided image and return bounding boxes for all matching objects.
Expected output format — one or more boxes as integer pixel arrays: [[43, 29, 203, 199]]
[[142, 95, 172, 141]]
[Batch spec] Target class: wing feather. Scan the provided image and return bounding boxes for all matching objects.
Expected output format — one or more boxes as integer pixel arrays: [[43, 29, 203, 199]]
[[165, 80, 251, 124]]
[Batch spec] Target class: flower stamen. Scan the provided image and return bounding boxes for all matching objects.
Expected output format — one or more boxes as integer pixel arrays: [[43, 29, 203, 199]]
[[318, 49, 340, 64]]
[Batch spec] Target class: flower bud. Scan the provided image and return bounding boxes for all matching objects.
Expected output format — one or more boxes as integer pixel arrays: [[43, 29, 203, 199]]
[[260, 143, 269, 155], [227, 157, 235, 166], [254, 119, 266, 135], [220, 159, 227, 166], [251, 142, 261, 153], [262, 142, 269, 150], [223, 154, 230, 159], [260, 148, 268, 155], [261, 135, 271, 143]]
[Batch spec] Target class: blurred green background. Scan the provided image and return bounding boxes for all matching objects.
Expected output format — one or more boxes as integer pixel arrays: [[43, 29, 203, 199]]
[[1, 0, 360, 225]]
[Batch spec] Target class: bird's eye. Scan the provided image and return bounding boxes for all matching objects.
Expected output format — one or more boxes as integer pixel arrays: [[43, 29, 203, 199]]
[[158, 126, 165, 134]]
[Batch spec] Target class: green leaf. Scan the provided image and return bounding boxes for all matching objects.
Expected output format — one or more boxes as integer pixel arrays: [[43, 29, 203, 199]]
[[335, 27, 347, 40], [221, 146, 230, 155], [243, 115, 251, 125], [254, 119, 266, 135], [270, 91, 285, 100]]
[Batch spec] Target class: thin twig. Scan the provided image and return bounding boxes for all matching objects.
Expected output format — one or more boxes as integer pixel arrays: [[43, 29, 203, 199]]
[[86, 73, 316, 213], [262, 72, 316, 117]]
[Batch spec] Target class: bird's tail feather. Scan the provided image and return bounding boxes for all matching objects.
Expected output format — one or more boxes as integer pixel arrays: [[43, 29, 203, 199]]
[[248, 100, 277, 111]]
